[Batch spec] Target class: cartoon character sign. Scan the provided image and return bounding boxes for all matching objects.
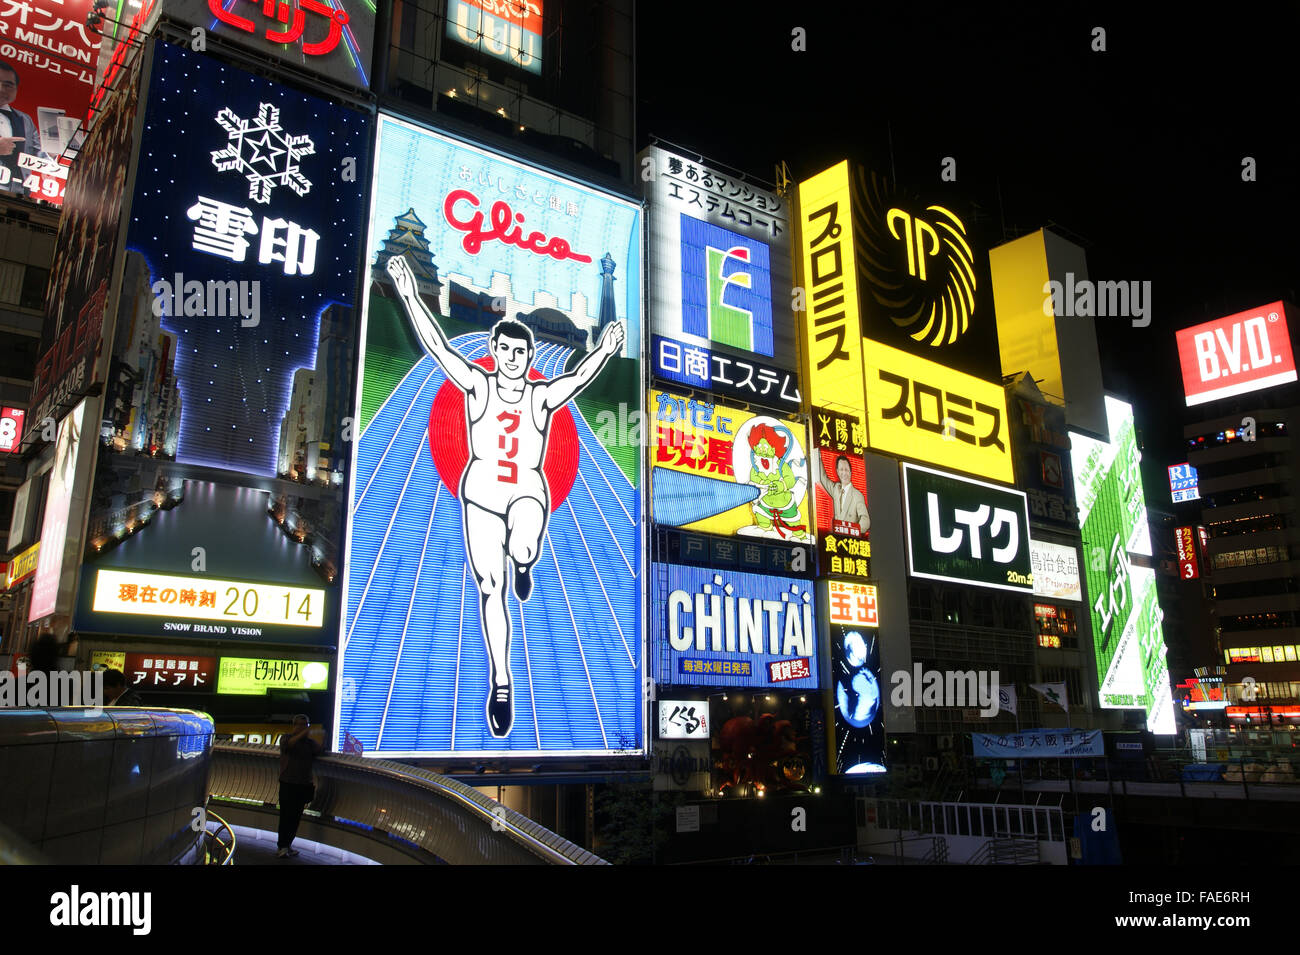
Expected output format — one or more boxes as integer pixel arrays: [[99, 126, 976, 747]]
[[650, 389, 813, 545]]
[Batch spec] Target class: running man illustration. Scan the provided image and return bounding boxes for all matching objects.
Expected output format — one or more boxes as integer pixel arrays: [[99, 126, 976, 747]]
[[386, 255, 625, 737]]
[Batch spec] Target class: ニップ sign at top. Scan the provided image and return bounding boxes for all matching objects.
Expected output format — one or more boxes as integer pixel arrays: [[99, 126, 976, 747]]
[[162, 0, 375, 90], [1176, 301, 1296, 406]]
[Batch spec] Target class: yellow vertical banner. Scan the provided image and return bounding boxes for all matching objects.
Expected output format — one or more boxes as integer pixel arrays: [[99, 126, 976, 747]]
[[797, 161, 866, 422]]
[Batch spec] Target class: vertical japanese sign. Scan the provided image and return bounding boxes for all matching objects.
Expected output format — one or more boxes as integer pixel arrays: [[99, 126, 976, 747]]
[[1071, 396, 1175, 733], [797, 160, 864, 423], [643, 145, 800, 412], [28, 26, 145, 441], [810, 406, 869, 579], [0, 0, 102, 202], [339, 114, 643, 758], [29, 398, 85, 621], [72, 42, 371, 647], [829, 620, 884, 774], [162, 0, 374, 90], [445, 0, 543, 75], [1175, 525, 1199, 580], [649, 386, 813, 544]]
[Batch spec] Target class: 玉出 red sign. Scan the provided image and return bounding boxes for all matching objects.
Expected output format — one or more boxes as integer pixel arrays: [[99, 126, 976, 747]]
[[1177, 302, 1296, 406], [1175, 525, 1199, 580]]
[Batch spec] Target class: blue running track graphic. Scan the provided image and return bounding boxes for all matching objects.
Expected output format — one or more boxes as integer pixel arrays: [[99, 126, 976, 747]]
[[339, 333, 643, 756]]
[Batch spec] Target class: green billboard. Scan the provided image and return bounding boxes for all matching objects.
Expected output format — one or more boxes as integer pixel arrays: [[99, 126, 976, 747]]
[[1071, 397, 1174, 733]]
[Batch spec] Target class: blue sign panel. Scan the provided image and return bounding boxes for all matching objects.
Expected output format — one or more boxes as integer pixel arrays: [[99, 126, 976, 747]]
[[679, 214, 774, 356], [338, 115, 643, 758], [73, 42, 370, 646], [654, 563, 818, 690], [1168, 462, 1200, 503]]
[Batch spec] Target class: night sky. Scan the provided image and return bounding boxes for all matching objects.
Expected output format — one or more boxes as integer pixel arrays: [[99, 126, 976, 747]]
[[635, 6, 1300, 495]]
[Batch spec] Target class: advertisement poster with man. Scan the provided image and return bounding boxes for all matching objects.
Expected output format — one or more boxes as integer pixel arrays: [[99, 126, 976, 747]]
[[0, 0, 103, 201], [338, 116, 643, 757]]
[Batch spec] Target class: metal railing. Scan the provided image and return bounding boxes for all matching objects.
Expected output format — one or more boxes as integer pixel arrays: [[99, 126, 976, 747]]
[[201, 810, 236, 865], [209, 742, 607, 865]]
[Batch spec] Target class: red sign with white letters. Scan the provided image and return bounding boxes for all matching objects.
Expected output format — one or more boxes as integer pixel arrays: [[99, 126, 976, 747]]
[[1175, 525, 1199, 580], [0, 407, 24, 451], [1177, 302, 1297, 406], [123, 652, 216, 692]]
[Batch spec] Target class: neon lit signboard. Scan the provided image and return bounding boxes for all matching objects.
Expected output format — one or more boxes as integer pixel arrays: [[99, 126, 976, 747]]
[[645, 145, 800, 412], [1177, 302, 1296, 406], [650, 387, 813, 545], [1168, 462, 1200, 503], [445, 0, 543, 75], [338, 114, 643, 758], [1072, 396, 1175, 733], [903, 463, 1033, 593], [217, 656, 330, 694], [163, 0, 375, 90], [654, 563, 818, 690], [72, 42, 370, 647], [830, 621, 885, 774]]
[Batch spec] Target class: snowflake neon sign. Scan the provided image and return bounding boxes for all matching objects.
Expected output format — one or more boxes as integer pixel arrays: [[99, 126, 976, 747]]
[[210, 103, 315, 204]]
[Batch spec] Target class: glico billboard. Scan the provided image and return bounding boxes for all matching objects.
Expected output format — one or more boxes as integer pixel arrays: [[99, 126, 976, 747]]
[[72, 42, 371, 646], [338, 115, 644, 758], [1176, 302, 1296, 406], [1071, 396, 1175, 733], [644, 145, 800, 413]]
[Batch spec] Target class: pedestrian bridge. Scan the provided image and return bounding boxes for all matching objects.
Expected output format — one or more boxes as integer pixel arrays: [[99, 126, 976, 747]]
[[0, 708, 605, 865]]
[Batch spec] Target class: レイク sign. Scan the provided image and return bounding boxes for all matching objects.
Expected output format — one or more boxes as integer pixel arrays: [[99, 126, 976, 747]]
[[903, 463, 1033, 593], [1177, 302, 1297, 406]]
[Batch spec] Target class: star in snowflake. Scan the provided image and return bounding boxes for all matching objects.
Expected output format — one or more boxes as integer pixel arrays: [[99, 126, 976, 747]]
[[210, 103, 314, 205]]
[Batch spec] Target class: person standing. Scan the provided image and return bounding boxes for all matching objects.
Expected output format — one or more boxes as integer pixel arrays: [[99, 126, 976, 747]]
[[102, 668, 144, 706], [815, 452, 870, 534], [277, 715, 322, 859], [0, 61, 43, 197]]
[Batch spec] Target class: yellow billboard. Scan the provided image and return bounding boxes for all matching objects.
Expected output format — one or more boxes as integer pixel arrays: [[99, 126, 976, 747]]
[[988, 230, 1059, 398], [862, 338, 1014, 483], [650, 388, 813, 543], [797, 161, 865, 421], [7, 541, 39, 589]]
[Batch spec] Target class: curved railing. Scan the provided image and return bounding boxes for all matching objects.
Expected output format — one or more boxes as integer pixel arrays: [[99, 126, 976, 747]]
[[0, 707, 214, 864], [208, 742, 608, 865]]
